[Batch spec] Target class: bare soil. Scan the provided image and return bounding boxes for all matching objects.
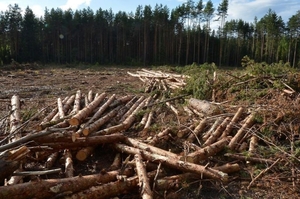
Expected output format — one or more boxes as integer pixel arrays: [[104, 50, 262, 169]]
[[1, 66, 300, 199]]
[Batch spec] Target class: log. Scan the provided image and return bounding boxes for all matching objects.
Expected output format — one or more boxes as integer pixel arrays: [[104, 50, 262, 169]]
[[37, 116, 71, 131], [228, 112, 256, 150], [8, 95, 23, 185], [69, 93, 107, 126], [85, 94, 116, 125], [41, 96, 69, 123], [109, 153, 121, 171], [82, 105, 121, 136], [51, 95, 76, 122], [91, 98, 146, 136], [76, 147, 94, 161], [155, 173, 200, 191], [71, 90, 82, 114], [188, 98, 220, 116], [135, 153, 153, 199], [57, 97, 65, 118], [120, 96, 145, 122], [213, 163, 240, 173], [183, 137, 231, 163], [39, 133, 125, 149], [0, 146, 29, 183], [9, 94, 21, 141], [64, 149, 74, 177], [87, 90, 93, 103], [203, 117, 230, 146], [148, 128, 171, 145], [114, 143, 228, 182], [45, 152, 59, 169], [108, 95, 133, 109], [125, 137, 180, 160], [0, 169, 134, 199], [64, 170, 159, 199], [186, 118, 207, 143], [0, 126, 76, 152], [112, 96, 137, 123], [202, 118, 221, 141], [220, 107, 244, 138]]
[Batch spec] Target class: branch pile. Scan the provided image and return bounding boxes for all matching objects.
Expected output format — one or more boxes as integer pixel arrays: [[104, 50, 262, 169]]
[[0, 69, 300, 198]]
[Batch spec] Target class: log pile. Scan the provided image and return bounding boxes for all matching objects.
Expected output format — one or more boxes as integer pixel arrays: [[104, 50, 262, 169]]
[[0, 69, 299, 198]]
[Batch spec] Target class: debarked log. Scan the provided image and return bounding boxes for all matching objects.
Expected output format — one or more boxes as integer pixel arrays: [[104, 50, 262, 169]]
[[113, 143, 228, 182], [0, 169, 134, 199]]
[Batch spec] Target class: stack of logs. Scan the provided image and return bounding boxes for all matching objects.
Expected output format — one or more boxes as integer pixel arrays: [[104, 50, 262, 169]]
[[0, 70, 282, 198]]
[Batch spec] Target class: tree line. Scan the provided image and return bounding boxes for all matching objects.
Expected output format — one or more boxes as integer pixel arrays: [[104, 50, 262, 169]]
[[0, 0, 299, 67]]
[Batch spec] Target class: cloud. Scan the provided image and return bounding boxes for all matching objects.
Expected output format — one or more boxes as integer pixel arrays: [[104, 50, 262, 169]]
[[227, 0, 300, 23], [31, 5, 44, 18], [60, 0, 91, 10]]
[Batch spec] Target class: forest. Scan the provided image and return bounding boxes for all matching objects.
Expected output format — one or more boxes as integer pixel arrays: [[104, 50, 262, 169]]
[[0, 0, 300, 67]]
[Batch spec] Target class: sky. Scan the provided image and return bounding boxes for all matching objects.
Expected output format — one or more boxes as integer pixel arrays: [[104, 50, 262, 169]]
[[0, 0, 299, 27]]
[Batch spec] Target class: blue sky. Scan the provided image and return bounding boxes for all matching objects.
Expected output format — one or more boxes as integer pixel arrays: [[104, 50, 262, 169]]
[[0, 0, 299, 27]]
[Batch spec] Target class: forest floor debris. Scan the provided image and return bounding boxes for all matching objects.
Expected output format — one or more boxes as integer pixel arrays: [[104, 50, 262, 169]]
[[0, 66, 300, 198]]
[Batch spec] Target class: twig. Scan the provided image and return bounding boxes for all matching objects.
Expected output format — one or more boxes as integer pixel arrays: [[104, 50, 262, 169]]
[[12, 168, 61, 176], [247, 158, 280, 189]]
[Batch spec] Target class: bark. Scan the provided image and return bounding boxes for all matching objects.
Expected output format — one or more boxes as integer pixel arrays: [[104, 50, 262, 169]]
[[148, 128, 171, 145], [114, 143, 228, 182], [108, 95, 133, 109], [45, 152, 59, 169], [203, 117, 230, 146], [120, 96, 145, 122], [64, 149, 74, 177], [202, 118, 222, 141], [109, 153, 121, 171], [0, 126, 76, 152], [183, 137, 231, 163], [111, 96, 137, 123], [69, 93, 107, 126], [188, 98, 220, 116], [155, 173, 200, 191], [37, 117, 71, 131], [71, 90, 82, 114], [186, 118, 207, 143], [166, 101, 178, 116], [64, 170, 158, 199], [39, 133, 125, 149], [135, 153, 153, 199], [8, 95, 23, 185], [125, 137, 180, 160], [0, 169, 133, 199], [0, 146, 29, 182], [221, 107, 244, 138], [91, 98, 146, 136], [213, 163, 240, 174], [57, 97, 65, 118], [228, 112, 256, 150], [87, 90, 93, 103], [82, 106, 121, 136], [41, 96, 69, 123], [85, 94, 116, 125]]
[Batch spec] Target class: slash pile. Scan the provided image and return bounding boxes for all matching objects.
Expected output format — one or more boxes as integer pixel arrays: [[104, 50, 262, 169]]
[[0, 69, 299, 198]]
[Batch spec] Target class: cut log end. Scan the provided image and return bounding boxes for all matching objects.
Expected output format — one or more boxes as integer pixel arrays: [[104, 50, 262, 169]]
[[69, 118, 80, 126]]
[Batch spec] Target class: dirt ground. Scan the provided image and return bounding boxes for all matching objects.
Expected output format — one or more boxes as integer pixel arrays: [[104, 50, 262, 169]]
[[1, 66, 300, 199]]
